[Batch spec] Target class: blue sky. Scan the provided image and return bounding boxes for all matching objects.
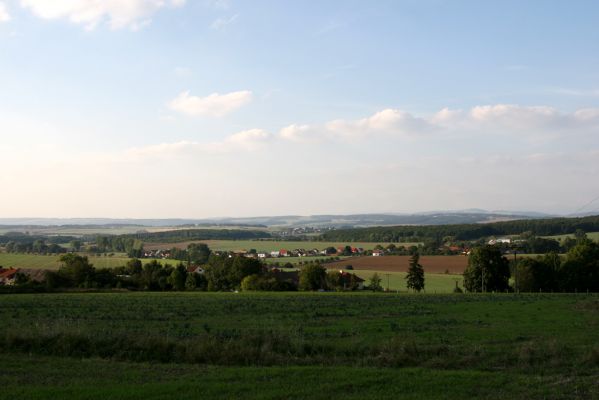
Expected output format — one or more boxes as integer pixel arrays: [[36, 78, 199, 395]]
[[1, 0, 598, 218]]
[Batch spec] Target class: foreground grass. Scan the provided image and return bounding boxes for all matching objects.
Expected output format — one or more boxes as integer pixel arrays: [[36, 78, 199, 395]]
[[1, 293, 598, 398], [1, 354, 596, 400]]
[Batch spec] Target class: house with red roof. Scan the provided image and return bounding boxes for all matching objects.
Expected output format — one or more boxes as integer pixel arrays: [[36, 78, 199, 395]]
[[0, 268, 19, 285]]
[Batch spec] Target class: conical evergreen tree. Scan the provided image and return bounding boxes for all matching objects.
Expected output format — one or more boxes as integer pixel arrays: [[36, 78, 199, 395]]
[[406, 253, 425, 292]]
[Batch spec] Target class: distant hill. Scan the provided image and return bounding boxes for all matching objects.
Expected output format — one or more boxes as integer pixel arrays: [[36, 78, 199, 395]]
[[0, 210, 555, 229], [321, 215, 599, 242]]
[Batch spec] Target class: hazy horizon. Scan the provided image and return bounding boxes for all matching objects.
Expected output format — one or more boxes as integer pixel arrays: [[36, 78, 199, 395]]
[[1, 1, 598, 218]]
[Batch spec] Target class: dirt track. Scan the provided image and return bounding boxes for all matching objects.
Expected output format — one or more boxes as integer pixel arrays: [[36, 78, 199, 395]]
[[326, 255, 468, 274]]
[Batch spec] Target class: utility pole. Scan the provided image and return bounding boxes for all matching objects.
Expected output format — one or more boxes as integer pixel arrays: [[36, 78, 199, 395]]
[[513, 248, 518, 294], [481, 266, 485, 293]]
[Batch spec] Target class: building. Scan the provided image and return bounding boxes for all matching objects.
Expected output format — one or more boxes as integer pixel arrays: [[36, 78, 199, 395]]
[[0, 268, 19, 285]]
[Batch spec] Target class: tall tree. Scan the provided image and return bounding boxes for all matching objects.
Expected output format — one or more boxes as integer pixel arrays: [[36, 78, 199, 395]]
[[406, 253, 425, 292], [299, 264, 327, 291], [369, 272, 383, 292], [58, 253, 95, 287], [463, 246, 510, 292]]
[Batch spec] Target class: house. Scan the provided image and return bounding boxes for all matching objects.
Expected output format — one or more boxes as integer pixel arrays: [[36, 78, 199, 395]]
[[257, 253, 268, 259], [488, 238, 512, 245], [372, 250, 384, 257], [351, 247, 364, 254], [0, 268, 19, 285], [270, 250, 280, 258], [335, 270, 366, 290], [187, 266, 205, 275], [279, 249, 289, 257]]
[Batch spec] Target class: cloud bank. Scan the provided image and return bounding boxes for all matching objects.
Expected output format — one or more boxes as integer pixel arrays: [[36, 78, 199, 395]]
[[127, 104, 599, 159], [279, 104, 599, 143], [20, 0, 185, 30], [0, 2, 10, 22]]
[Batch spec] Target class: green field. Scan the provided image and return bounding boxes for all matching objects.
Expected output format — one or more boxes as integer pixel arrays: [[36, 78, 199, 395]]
[[0, 292, 597, 398], [543, 231, 599, 241], [350, 270, 462, 293], [0, 253, 139, 270]]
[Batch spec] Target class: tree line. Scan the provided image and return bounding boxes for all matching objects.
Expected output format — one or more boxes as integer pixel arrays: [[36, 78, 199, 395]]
[[4, 240, 67, 255], [463, 235, 599, 293], [119, 228, 272, 243], [321, 215, 599, 242]]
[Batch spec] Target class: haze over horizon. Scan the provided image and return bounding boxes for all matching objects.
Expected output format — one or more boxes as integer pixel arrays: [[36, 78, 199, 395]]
[[1, 0, 598, 218]]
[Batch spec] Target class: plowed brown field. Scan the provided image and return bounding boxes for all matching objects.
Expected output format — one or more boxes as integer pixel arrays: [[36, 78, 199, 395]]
[[326, 255, 468, 274]]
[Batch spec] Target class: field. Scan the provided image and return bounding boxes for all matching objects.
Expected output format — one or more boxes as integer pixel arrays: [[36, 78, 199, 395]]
[[327, 255, 469, 274], [143, 240, 420, 252], [0, 253, 136, 270], [0, 292, 597, 399], [544, 231, 599, 241], [349, 270, 462, 293]]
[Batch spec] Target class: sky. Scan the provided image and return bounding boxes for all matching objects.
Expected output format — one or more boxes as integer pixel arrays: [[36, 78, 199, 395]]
[[0, 0, 598, 218]]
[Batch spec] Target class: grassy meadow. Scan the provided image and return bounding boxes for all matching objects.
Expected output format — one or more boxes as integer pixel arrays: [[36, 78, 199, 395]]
[[0, 292, 597, 399], [544, 231, 599, 242], [350, 270, 462, 293], [0, 253, 137, 270]]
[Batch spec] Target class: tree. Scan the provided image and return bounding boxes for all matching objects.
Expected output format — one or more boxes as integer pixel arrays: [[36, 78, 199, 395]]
[[342, 245, 353, 256], [406, 253, 425, 292], [187, 243, 211, 264], [463, 246, 510, 292], [58, 253, 95, 287], [369, 272, 383, 292], [185, 272, 198, 290], [204, 255, 263, 291], [299, 264, 327, 291], [516, 253, 559, 292], [126, 258, 143, 275], [70, 240, 82, 252], [557, 239, 599, 292], [168, 263, 187, 291]]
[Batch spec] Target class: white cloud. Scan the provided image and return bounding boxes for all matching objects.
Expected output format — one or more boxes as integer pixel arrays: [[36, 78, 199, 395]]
[[279, 124, 320, 143], [126, 128, 271, 159], [210, 13, 238, 30], [20, 0, 186, 30], [0, 2, 10, 22], [279, 105, 599, 143], [168, 90, 252, 117]]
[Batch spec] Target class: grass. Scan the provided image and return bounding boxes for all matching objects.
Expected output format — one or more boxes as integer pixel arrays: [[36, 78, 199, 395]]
[[349, 270, 462, 293], [543, 232, 599, 241], [1, 354, 595, 400], [0, 292, 598, 398], [0, 253, 143, 270]]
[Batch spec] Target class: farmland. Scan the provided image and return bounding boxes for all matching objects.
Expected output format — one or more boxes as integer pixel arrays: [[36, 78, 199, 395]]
[[544, 231, 599, 242], [0, 292, 597, 399], [0, 253, 138, 270], [327, 255, 469, 274], [349, 270, 462, 293]]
